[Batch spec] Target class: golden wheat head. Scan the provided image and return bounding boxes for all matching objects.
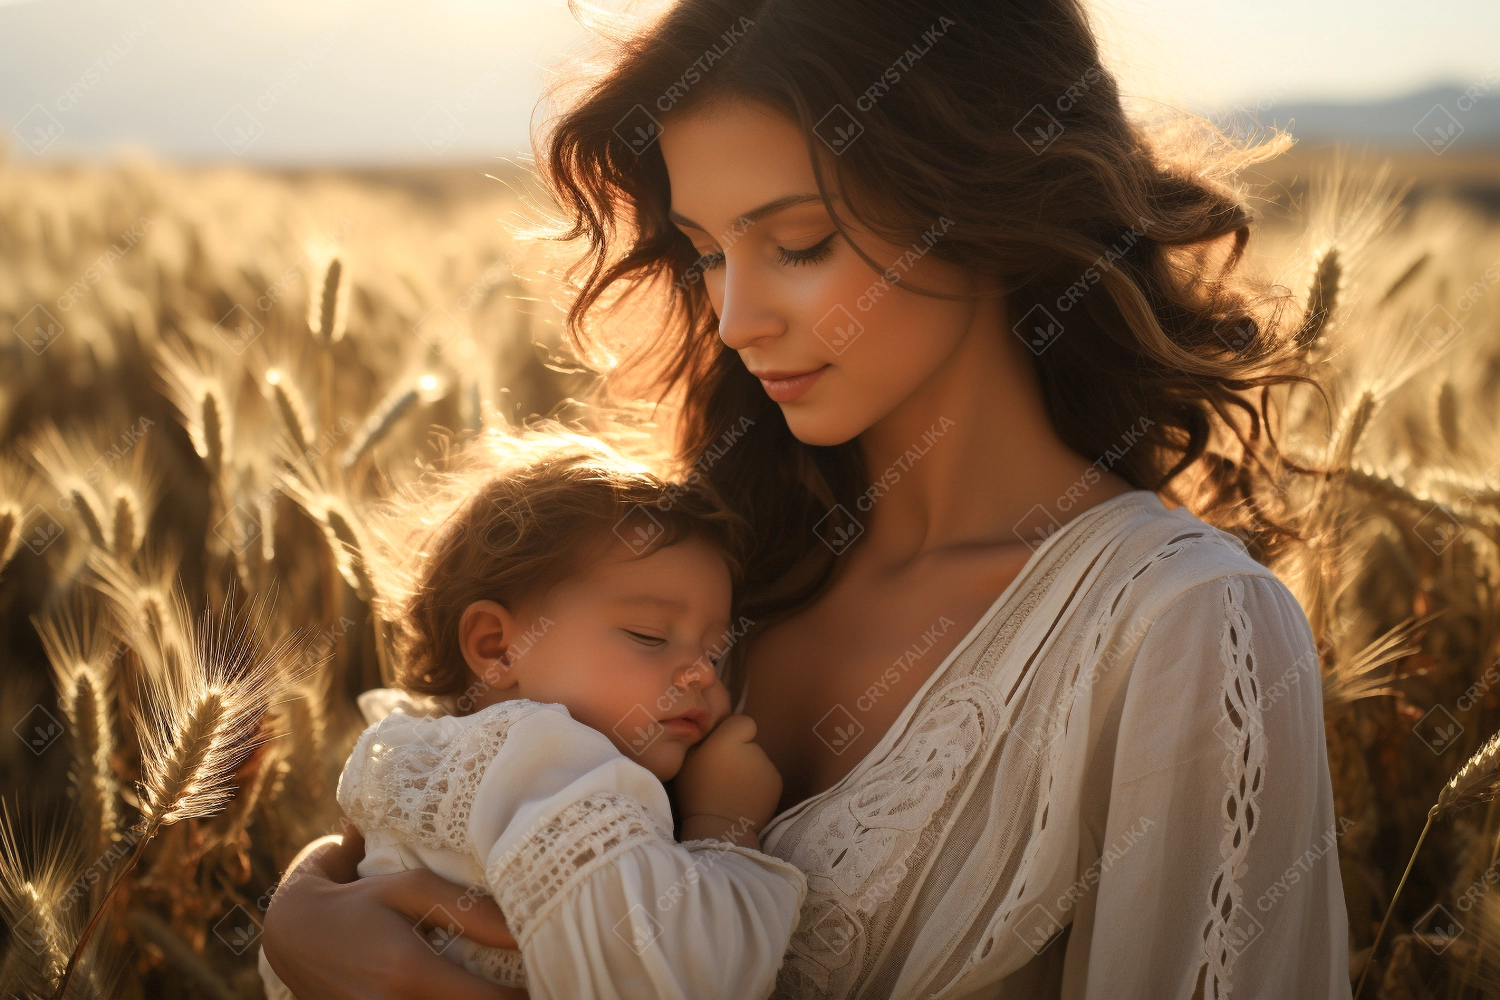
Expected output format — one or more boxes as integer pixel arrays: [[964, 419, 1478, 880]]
[[134, 585, 313, 829]]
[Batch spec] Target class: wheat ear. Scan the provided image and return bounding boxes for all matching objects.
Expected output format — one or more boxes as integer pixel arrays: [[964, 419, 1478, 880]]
[[1379, 251, 1429, 304], [268, 372, 313, 458], [1356, 729, 1500, 999], [1333, 388, 1378, 471], [325, 506, 376, 601], [109, 486, 141, 562], [341, 387, 418, 471], [68, 490, 105, 549], [309, 256, 346, 346], [33, 590, 121, 866], [0, 805, 77, 994], [1436, 380, 1461, 456], [0, 503, 20, 570], [200, 387, 226, 478], [1295, 246, 1342, 352], [50, 585, 313, 999]]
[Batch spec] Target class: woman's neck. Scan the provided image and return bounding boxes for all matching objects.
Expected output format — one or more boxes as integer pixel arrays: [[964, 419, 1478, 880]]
[[855, 295, 1129, 565]]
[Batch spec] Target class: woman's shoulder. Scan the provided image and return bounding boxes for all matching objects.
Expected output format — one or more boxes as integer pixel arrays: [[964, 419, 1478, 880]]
[[1085, 492, 1302, 632]]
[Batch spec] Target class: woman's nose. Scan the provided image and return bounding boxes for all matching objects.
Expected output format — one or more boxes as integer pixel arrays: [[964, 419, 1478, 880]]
[[714, 264, 784, 350]]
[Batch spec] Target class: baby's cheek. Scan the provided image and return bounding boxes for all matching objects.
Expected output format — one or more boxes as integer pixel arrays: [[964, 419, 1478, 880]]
[[646, 741, 687, 781]]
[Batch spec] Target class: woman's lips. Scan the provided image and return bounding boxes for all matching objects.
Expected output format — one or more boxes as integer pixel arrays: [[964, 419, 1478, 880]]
[[754, 365, 828, 403]]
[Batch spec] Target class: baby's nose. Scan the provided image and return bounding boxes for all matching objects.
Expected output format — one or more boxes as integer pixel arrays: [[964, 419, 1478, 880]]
[[673, 657, 719, 692]]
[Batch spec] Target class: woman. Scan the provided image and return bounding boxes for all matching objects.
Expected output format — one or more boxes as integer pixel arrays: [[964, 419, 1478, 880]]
[[262, 0, 1352, 997]]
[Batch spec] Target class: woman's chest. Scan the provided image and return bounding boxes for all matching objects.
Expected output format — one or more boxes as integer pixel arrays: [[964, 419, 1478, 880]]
[[741, 546, 1035, 812]]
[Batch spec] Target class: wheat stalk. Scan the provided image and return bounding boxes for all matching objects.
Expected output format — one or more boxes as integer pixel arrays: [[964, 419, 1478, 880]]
[[1356, 728, 1500, 999], [341, 386, 418, 472], [1332, 388, 1378, 471], [325, 505, 376, 602], [1295, 245, 1342, 352], [108, 486, 141, 562], [1379, 251, 1430, 304], [1436, 730, 1500, 819], [257, 491, 276, 564], [267, 370, 314, 458], [0, 502, 20, 570], [1321, 612, 1437, 709], [309, 256, 347, 347], [32, 591, 120, 862], [50, 584, 313, 999], [0, 805, 75, 995], [200, 387, 226, 478], [84, 547, 191, 680], [154, 336, 232, 479], [66, 490, 104, 549], [1436, 380, 1461, 456]]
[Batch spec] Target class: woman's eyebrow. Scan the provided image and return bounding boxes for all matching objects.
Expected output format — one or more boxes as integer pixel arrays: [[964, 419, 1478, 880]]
[[668, 192, 826, 232]]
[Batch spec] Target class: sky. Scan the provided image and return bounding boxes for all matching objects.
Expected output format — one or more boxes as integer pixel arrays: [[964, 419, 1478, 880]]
[[1, 0, 1497, 165]]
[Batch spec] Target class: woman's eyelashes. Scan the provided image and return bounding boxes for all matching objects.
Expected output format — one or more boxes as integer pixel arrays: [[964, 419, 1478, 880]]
[[689, 232, 837, 272], [775, 232, 837, 267]]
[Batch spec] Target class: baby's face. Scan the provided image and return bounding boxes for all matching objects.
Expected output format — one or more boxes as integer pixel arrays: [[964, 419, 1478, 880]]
[[483, 534, 735, 780]]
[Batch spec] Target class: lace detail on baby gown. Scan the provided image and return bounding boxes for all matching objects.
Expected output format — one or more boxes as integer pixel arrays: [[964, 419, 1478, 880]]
[[336, 703, 537, 855], [456, 938, 528, 989], [487, 792, 672, 942], [1199, 574, 1266, 999]]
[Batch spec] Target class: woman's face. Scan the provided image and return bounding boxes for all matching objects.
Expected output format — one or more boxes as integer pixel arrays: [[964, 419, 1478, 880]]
[[659, 98, 988, 447]]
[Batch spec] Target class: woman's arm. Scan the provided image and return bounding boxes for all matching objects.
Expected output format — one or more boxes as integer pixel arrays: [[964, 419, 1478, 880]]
[[261, 820, 526, 1000], [1082, 572, 1352, 999]]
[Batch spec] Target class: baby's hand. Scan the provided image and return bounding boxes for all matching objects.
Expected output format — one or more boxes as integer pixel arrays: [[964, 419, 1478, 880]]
[[675, 714, 782, 843]]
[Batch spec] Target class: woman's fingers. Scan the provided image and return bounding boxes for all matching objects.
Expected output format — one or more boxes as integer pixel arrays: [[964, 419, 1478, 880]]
[[325, 818, 366, 882], [386, 935, 528, 1000], [374, 868, 519, 951]]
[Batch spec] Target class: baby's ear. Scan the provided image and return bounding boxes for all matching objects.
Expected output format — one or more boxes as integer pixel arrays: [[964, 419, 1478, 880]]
[[457, 599, 522, 690]]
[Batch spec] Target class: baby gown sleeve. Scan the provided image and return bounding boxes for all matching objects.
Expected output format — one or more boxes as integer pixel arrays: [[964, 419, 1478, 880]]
[[471, 704, 809, 1000]]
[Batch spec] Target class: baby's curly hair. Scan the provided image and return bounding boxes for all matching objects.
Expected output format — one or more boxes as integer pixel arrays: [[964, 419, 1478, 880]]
[[367, 420, 748, 699]]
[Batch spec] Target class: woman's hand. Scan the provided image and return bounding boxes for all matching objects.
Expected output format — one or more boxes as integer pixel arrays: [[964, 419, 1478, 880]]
[[262, 820, 527, 1000]]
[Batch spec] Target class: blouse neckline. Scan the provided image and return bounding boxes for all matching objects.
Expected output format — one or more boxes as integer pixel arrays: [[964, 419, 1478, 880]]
[[758, 488, 1166, 834]]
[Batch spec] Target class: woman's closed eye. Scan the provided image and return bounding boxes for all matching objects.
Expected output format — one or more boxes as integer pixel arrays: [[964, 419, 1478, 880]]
[[689, 232, 838, 272], [774, 231, 837, 266]]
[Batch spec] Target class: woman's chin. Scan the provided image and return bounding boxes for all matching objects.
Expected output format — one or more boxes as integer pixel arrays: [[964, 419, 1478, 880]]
[[780, 408, 865, 448]]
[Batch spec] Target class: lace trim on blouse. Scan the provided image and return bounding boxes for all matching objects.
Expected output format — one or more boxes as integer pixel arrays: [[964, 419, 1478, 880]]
[[337, 704, 531, 855], [1200, 574, 1267, 998], [487, 791, 672, 943]]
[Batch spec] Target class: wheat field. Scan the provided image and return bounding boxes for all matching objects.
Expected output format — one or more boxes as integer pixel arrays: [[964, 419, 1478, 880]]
[[0, 133, 1498, 999]]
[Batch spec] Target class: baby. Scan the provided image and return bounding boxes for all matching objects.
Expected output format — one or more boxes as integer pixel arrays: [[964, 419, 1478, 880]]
[[258, 429, 804, 999]]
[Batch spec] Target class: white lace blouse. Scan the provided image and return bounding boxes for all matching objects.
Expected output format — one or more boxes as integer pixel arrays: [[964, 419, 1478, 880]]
[[754, 489, 1351, 1000]]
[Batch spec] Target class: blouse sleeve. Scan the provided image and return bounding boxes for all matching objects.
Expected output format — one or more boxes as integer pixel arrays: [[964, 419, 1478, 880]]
[[1082, 572, 1352, 1000], [469, 706, 808, 1000]]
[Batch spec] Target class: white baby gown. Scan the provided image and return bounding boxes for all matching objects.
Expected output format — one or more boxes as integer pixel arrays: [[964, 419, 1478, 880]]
[[257, 690, 807, 1000]]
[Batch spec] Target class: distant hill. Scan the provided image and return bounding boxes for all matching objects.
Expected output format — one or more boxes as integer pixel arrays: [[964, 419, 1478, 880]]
[[1202, 84, 1500, 153]]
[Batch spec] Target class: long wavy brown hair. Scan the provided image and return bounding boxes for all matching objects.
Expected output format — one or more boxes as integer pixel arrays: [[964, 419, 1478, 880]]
[[530, 0, 1330, 652]]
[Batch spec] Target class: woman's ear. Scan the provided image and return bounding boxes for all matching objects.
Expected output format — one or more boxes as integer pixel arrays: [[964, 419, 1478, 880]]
[[458, 600, 522, 689]]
